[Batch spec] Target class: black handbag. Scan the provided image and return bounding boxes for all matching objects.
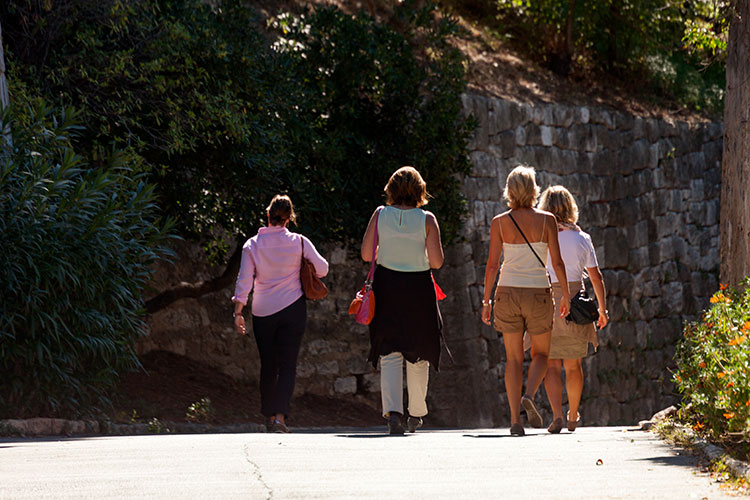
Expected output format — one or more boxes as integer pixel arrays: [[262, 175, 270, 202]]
[[566, 289, 599, 325]]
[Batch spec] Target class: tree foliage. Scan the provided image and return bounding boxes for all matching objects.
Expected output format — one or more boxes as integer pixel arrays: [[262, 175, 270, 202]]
[[3, 0, 473, 257], [495, 0, 727, 113], [0, 102, 173, 418]]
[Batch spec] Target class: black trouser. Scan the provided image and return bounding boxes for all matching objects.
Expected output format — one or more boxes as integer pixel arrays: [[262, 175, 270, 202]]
[[252, 296, 307, 418]]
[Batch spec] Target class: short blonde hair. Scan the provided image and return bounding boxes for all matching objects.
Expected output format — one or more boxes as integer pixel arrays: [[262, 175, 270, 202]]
[[503, 165, 539, 209], [266, 194, 297, 226], [384, 166, 429, 207], [538, 185, 579, 224]]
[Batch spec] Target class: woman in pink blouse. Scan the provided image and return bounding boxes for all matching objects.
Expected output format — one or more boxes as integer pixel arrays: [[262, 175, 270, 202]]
[[232, 195, 329, 433]]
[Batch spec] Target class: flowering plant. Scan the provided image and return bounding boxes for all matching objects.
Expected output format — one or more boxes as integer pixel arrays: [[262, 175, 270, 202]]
[[674, 278, 750, 439]]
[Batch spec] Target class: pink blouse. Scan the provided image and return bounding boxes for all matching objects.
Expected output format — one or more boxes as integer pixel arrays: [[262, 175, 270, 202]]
[[232, 226, 329, 317]]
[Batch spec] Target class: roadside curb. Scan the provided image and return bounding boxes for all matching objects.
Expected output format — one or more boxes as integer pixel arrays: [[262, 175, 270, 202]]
[[0, 418, 266, 437], [639, 406, 750, 483]]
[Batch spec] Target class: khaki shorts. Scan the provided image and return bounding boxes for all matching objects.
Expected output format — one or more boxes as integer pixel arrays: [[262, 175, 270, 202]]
[[494, 286, 554, 335]]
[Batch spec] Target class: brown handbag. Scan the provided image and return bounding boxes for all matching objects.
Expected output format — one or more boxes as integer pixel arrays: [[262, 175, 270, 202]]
[[300, 238, 328, 300]]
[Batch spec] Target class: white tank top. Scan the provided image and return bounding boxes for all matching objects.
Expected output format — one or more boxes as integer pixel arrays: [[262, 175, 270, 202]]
[[498, 242, 551, 288], [497, 214, 550, 288], [376, 206, 430, 272]]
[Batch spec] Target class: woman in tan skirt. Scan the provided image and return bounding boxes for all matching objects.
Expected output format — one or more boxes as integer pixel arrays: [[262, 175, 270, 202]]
[[538, 186, 609, 433]]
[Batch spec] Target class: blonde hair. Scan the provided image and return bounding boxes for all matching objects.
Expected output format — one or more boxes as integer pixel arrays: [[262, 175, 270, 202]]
[[538, 185, 579, 224], [384, 166, 429, 207], [503, 165, 539, 209], [266, 194, 296, 226]]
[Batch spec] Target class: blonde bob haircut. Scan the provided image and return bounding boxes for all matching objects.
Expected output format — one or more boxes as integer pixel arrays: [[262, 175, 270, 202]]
[[266, 194, 297, 226], [538, 185, 579, 224], [384, 166, 429, 208], [503, 165, 539, 209]]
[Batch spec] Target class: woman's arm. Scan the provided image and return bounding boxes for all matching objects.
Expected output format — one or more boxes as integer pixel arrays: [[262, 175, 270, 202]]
[[425, 212, 444, 269], [546, 214, 570, 318], [302, 236, 329, 277], [587, 266, 609, 328], [360, 209, 380, 262], [481, 215, 503, 325], [232, 242, 255, 335]]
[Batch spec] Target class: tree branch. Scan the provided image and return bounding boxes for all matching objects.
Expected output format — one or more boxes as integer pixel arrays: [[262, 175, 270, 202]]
[[144, 241, 244, 314]]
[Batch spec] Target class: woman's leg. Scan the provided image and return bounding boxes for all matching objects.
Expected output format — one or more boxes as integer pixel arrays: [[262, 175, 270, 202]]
[[526, 332, 551, 399], [380, 352, 404, 417], [269, 298, 307, 423], [544, 359, 564, 420], [252, 314, 280, 419], [405, 360, 429, 418], [503, 332, 524, 425], [563, 358, 584, 421]]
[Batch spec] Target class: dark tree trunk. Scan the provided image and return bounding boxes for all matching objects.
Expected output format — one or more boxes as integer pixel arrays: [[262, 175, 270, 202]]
[[720, 0, 750, 285], [144, 241, 244, 314]]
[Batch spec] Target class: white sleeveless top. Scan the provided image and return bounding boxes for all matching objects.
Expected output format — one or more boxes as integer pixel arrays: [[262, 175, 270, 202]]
[[497, 214, 550, 288], [376, 206, 430, 272]]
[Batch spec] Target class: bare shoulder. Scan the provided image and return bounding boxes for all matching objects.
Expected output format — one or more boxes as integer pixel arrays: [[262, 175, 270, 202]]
[[492, 210, 510, 223], [423, 210, 439, 228]]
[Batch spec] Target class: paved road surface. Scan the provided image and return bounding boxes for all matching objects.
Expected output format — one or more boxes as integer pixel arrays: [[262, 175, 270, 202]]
[[0, 427, 727, 499]]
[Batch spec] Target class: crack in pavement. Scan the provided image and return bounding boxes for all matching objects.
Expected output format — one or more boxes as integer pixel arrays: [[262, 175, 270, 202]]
[[243, 444, 273, 500]]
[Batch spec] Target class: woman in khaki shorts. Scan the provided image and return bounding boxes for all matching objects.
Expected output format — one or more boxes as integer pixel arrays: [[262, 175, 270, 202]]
[[481, 165, 570, 436], [538, 186, 609, 433]]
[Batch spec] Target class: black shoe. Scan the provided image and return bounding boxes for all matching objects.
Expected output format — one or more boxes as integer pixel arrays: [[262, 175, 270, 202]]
[[407, 416, 423, 433], [387, 413, 404, 435]]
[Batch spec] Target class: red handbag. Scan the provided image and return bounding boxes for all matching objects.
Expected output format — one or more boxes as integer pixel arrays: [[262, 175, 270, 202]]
[[349, 209, 381, 325]]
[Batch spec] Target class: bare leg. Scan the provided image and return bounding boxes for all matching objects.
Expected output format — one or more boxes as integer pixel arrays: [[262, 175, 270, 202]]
[[503, 332, 524, 425], [526, 332, 551, 399], [544, 359, 564, 420], [563, 358, 584, 420]]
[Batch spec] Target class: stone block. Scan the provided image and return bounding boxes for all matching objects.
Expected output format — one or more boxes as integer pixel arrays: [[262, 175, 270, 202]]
[[551, 105, 576, 127], [602, 228, 629, 269], [317, 360, 339, 375], [635, 320, 649, 350], [645, 118, 661, 143], [514, 126, 527, 146], [489, 131, 517, 157], [362, 373, 380, 392], [307, 339, 331, 355], [346, 356, 371, 375], [590, 108, 615, 129], [334, 376, 357, 394], [297, 363, 316, 378], [540, 125, 554, 146], [662, 282, 684, 315]]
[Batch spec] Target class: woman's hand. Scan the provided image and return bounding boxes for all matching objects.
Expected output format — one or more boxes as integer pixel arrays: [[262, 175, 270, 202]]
[[597, 307, 609, 329], [559, 293, 570, 318], [481, 303, 492, 325], [234, 314, 246, 335]]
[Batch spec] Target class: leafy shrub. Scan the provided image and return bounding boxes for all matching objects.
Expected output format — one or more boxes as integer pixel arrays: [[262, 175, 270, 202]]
[[0, 102, 173, 418], [186, 397, 214, 423], [674, 279, 750, 439]]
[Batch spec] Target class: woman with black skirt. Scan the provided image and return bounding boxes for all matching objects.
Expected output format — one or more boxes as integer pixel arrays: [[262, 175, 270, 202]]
[[360, 166, 445, 435]]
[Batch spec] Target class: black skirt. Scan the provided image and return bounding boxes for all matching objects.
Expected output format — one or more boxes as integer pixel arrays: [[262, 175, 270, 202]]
[[367, 266, 443, 370]]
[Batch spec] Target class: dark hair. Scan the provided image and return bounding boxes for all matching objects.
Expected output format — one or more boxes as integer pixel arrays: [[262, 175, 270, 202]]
[[384, 166, 429, 207], [266, 194, 296, 226]]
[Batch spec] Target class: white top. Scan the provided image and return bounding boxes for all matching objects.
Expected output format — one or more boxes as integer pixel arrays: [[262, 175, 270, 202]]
[[498, 242, 550, 288], [546, 229, 598, 283], [376, 206, 430, 272]]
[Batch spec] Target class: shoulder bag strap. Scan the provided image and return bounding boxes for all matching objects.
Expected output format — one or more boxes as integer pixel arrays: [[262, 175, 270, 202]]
[[365, 207, 382, 283], [507, 212, 547, 270]]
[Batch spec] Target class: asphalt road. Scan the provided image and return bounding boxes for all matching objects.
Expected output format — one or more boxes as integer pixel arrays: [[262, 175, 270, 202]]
[[0, 427, 727, 499]]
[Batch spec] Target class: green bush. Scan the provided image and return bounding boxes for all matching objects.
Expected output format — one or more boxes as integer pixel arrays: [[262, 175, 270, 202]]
[[0, 102, 173, 418], [674, 279, 750, 439]]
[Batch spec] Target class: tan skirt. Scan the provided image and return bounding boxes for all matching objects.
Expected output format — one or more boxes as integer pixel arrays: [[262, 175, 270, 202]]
[[549, 281, 598, 360]]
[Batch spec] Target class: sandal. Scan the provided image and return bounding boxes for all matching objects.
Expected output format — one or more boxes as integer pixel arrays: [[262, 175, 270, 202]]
[[510, 423, 525, 436], [547, 417, 564, 434], [567, 411, 580, 432], [521, 396, 543, 428]]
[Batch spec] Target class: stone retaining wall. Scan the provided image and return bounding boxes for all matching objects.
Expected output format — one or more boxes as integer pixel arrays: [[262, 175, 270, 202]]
[[139, 93, 723, 427]]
